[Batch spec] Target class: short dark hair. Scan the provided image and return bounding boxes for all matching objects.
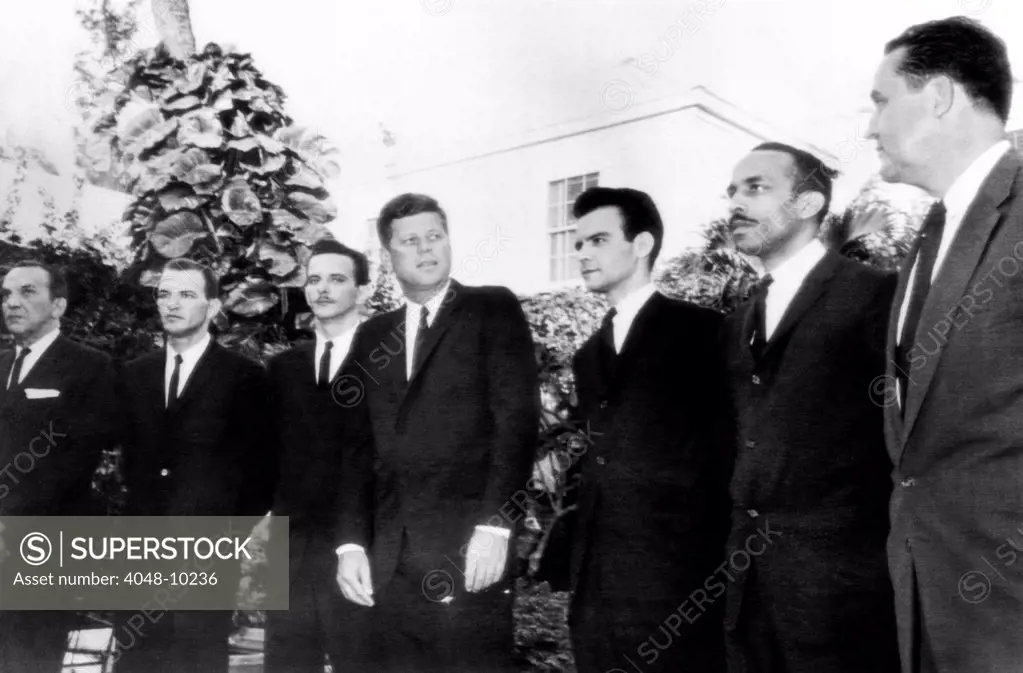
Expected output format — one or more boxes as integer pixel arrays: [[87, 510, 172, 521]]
[[308, 239, 371, 286], [885, 16, 1012, 123], [572, 187, 664, 268], [5, 260, 68, 301], [753, 142, 839, 224], [161, 258, 219, 300], [377, 193, 448, 248]]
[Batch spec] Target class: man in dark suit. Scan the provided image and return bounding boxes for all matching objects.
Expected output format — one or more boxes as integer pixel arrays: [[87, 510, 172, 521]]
[[264, 239, 371, 672], [115, 258, 275, 673], [868, 17, 1023, 673], [333, 193, 538, 672], [721, 143, 899, 673], [564, 186, 732, 673], [0, 261, 117, 672]]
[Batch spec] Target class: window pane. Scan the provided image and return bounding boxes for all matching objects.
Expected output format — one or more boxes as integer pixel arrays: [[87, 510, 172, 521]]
[[550, 255, 559, 281], [549, 233, 559, 258], [567, 176, 584, 201], [585, 172, 599, 189], [548, 205, 563, 230], [548, 180, 563, 207]]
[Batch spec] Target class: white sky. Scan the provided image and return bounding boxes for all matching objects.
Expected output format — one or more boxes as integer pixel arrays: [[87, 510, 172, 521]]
[[2, 0, 1023, 207]]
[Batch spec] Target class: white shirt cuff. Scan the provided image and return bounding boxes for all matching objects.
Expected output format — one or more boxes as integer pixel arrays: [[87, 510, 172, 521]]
[[335, 543, 365, 557], [476, 525, 510, 538]]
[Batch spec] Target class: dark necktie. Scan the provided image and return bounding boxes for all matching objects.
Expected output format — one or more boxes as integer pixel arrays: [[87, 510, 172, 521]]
[[7, 346, 31, 391], [750, 275, 774, 358], [167, 354, 183, 408], [897, 201, 947, 407], [318, 341, 334, 388], [601, 307, 618, 356], [412, 306, 430, 375]]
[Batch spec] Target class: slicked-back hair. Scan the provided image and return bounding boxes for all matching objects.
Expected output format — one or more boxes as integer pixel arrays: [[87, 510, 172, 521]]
[[753, 142, 840, 224], [5, 260, 68, 300], [885, 16, 1012, 123], [377, 193, 448, 249], [161, 258, 219, 300], [308, 238, 371, 286], [572, 186, 664, 268]]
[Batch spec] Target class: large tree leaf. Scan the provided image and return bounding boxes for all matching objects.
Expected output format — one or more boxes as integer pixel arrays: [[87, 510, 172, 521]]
[[163, 94, 202, 112], [227, 113, 251, 138], [151, 211, 207, 258], [157, 184, 208, 212], [271, 208, 332, 245], [227, 137, 260, 152], [243, 153, 287, 176], [287, 192, 336, 225], [284, 165, 322, 190], [177, 109, 224, 149], [223, 278, 279, 317], [118, 105, 179, 157], [257, 134, 285, 155], [259, 242, 298, 277], [276, 125, 340, 179], [176, 62, 207, 95], [182, 163, 222, 186], [278, 244, 311, 288], [222, 177, 262, 227]]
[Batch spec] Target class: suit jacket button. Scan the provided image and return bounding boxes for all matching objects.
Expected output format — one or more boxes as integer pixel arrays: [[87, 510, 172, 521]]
[[599, 400, 608, 409], [745, 440, 756, 450], [747, 508, 760, 518], [596, 457, 606, 466], [901, 477, 915, 487], [159, 469, 170, 477], [752, 375, 761, 385]]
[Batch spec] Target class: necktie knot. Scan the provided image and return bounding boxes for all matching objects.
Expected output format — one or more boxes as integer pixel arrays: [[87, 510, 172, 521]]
[[174, 354, 183, 366], [753, 274, 774, 297], [602, 307, 617, 329], [317, 341, 333, 387], [420, 306, 430, 327], [7, 346, 31, 391], [324, 341, 333, 352]]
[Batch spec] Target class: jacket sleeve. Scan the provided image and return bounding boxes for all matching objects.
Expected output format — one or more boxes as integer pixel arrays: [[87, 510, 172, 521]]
[[335, 329, 376, 550]]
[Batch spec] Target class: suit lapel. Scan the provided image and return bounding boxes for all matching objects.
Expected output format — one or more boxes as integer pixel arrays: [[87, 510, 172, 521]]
[[901, 151, 1020, 446], [167, 341, 220, 417], [0, 337, 69, 413], [762, 252, 841, 358], [0, 349, 13, 410], [610, 293, 662, 385]]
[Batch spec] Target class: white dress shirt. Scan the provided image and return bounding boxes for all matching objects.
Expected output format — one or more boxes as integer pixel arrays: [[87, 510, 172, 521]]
[[762, 238, 828, 340], [896, 139, 1012, 340], [403, 279, 452, 380], [165, 332, 212, 406], [313, 322, 361, 383], [609, 283, 658, 353], [6, 326, 61, 388]]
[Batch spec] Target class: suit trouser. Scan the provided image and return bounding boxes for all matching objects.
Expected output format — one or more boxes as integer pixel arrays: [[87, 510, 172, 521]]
[[0, 610, 70, 673], [265, 535, 347, 673], [337, 546, 518, 673], [111, 609, 234, 673]]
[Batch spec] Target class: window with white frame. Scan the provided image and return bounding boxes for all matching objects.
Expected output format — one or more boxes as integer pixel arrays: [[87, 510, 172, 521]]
[[1011, 129, 1023, 154], [548, 172, 599, 281]]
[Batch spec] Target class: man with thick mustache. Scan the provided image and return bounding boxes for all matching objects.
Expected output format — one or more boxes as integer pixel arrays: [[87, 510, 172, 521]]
[[333, 193, 538, 671], [721, 142, 898, 673]]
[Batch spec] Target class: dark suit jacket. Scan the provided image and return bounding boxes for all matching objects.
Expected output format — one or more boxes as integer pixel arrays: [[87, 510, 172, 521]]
[[885, 149, 1023, 673], [119, 340, 275, 518], [267, 339, 352, 570], [568, 293, 732, 672], [336, 280, 539, 587], [0, 335, 116, 516], [723, 252, 898, 671]]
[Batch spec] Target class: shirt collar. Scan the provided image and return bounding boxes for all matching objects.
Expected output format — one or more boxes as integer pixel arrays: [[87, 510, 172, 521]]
[[316, 320, 361, 349], [612, 282, 657, 326], [167, 332, 212, 366], [765, 238, 827, 293], [942, 139, 1011, 225], [17, 326, 60, 357], [405, 279, 452, 319]]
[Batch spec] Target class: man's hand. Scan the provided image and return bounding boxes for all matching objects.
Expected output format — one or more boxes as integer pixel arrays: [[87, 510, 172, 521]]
[[336, 549, 374, 606], [532, 453, 559, 493], [464, 528, 508, 593]]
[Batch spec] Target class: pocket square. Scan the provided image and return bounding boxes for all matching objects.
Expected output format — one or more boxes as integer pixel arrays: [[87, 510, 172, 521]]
[[24, 388, 60, 399]]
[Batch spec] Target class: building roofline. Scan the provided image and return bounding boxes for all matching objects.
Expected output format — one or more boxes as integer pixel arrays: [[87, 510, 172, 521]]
[[385, 85, 837, 179]]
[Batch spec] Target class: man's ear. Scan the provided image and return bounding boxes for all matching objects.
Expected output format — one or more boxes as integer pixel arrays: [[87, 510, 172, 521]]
[[632, 231, 655, 262], [794, 191, 826, 222], [52, 297, 68, 319], [206, 297, 223, 322], [926, 73, 956, 118]]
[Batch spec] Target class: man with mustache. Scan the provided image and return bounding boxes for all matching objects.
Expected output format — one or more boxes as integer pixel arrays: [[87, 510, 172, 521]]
[[868, 17, 1023, 673], [333, 193, 538, 672], [265, 239, 370, 672], [0, 261, 117, 672], [720, 142, 898, 673], [565, 186, 732, 672], [116, 258, 276, 673]]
